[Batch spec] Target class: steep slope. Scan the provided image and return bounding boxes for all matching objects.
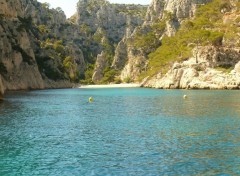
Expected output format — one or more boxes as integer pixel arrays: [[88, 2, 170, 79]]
[[0, 0, 148, 97], [24, 1, 85, 87], [0, 0, 85, 96], [142, 0, 240, 89], [76, 0, 147, 83], [113, 0, 213, 82], [0, 0, 44, 92]]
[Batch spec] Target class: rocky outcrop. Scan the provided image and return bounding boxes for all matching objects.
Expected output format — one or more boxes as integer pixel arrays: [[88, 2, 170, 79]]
[[27, 0, 86, 81], [145, 0, 211, 23], [111, 38, 128, 70], [92, 52, 108, 82], [112, 26, 152, 82], [144, 0, 212, 38], [1, 0, 239, 91], [142, 46, 240, 89], [120, 48, 148, 81]]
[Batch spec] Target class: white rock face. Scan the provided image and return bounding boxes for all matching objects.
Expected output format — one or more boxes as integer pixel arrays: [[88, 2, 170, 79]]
[[120, 48, 148, 81], [142, 46, 240, 89], [145, 0, 211, 37], [235, 61, 240, 74], [146, 0, 211, 23], [76, 0, 146, 43], [92, 52, 108, 82], [111, 38, 128, 70]]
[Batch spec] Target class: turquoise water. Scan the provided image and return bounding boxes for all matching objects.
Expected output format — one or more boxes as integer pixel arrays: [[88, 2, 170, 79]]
[[1, 88, 240, 175]]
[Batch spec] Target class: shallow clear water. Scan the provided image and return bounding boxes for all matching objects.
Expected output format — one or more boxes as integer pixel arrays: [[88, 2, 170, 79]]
[[1, 88, 240, 175]]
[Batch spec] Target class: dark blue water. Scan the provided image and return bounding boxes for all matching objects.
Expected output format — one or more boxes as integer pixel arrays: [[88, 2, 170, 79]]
[[1, 88, 240, 175]]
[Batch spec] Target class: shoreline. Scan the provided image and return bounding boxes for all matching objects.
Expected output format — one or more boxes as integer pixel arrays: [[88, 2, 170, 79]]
[[79, 83, 141, 89]]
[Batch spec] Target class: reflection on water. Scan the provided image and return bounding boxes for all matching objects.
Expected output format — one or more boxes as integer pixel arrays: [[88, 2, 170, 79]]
[[0, 88, 240, 175]]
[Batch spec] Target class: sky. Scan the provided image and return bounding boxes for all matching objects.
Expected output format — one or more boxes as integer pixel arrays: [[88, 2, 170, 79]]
[[37, 0, 151, 18]]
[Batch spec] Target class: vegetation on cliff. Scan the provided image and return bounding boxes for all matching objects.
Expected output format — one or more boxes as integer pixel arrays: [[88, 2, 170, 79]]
[[139, 0, 240, 80]]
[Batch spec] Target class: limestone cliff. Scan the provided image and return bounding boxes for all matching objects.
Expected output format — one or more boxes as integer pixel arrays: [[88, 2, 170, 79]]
[[147, 0, 212, 36], [145, 0, 211, 23], [0, 0, 85, 96], [76, 0, 147, 83], [24, 0, 86, 83], [76, 0, 146, 43], [0, 0, 44, 91], [117, 0, 212, 81], [141, 0, 240, 89], [92, 52, 108, 82]]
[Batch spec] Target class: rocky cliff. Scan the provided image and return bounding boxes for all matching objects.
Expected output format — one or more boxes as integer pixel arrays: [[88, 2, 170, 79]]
[[1, 0, 239, 96], [0, 0, 45, 93], [141, 0, 240, 89], [113, 0, 213, 82], [143, 47, 240, 89], [76, 0, 147, 83], [76, 0, 146, 43], [0, 0, 149, 96], [0, 0, 85, 96]]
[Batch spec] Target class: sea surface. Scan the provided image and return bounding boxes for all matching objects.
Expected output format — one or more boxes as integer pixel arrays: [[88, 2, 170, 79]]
[[1, 88, 240, 176]]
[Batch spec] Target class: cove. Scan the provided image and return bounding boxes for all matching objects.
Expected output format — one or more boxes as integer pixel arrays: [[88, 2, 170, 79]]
[[0, 88, 240, 175]]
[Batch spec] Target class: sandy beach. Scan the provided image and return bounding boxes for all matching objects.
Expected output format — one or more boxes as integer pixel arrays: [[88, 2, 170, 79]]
[[79, 83, 141, 88]]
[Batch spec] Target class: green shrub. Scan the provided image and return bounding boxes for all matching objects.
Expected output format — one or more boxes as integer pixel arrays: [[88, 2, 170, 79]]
[[100, 68, 117, 84], [63, 56, 73, 69], [80, 64, 95, 84], [123, 77, 132, 83], [114, 77, 122, 84], [215, 66, 233, 73], [53, 40, 65, 54], [37, 25, 47, 33]]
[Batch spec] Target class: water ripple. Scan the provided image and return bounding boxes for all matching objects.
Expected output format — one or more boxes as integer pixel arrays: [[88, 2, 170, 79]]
[[1, 89, 240, 175]]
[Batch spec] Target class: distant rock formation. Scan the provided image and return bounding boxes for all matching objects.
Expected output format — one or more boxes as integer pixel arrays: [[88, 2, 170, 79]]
[[76, 0, 147, 83]]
